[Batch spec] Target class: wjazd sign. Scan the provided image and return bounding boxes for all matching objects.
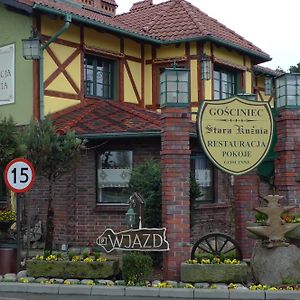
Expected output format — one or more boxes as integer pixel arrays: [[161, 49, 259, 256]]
[[96, 228, 169, 253], [197, 97, 273, 175]]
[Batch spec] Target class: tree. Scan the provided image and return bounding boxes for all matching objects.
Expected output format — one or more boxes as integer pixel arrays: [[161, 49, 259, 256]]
[[0, 117, 25, 202], [22, 116, 85, 252], [289, 62, 300, 73], [0, 116, 25, 166]]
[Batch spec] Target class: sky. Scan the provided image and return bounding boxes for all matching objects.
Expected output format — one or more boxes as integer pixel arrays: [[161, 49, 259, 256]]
[[116, 0, 299, 72]]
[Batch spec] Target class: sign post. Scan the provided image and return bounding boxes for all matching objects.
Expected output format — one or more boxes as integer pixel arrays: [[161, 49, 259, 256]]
[[4, 158, 35, 272]]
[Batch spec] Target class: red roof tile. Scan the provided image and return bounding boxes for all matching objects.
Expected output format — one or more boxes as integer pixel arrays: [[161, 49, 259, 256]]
[[13, 0, 270, 62], [116, 0, 269, 60], [51, 99, 162, 136]]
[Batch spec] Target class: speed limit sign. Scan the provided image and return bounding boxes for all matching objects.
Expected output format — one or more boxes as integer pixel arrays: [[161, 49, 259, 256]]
[[4, 158, 35, 193]]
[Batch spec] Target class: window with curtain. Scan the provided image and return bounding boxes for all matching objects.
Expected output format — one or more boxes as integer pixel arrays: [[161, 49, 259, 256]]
[[214, 69, 238, 100], [84, 55, 115, 99], [191, 154, 214, 203], [97, 151, 132, 204]]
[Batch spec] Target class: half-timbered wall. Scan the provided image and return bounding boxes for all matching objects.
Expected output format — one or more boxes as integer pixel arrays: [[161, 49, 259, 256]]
[[40, 15, 264, 117]]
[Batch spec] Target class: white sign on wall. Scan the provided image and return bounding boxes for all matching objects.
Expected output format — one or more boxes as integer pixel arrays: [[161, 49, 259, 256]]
[[0, 43, 15, 105]]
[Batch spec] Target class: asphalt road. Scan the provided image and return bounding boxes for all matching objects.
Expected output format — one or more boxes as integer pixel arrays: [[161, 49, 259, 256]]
[[0, 293, 225, 300]]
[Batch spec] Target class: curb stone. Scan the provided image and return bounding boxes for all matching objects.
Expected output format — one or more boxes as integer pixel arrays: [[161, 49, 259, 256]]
[[125, 287, 160, 297], [0, 282, 27, 292], [194, 288, 229, 299], [27, 283, 59, 294], [59, 284, 91, 295], [229, 289, 265, 299], [91, 285, 125, 296], [159, 287, 194, 298], [266, 290, 300, 299]]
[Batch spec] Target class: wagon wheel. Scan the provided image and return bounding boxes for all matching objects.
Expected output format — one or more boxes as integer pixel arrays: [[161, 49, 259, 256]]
[[191, 233, 243, 260]]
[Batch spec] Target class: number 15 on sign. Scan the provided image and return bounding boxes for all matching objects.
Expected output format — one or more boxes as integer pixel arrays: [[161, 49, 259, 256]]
[[4, 158, 35, 193]]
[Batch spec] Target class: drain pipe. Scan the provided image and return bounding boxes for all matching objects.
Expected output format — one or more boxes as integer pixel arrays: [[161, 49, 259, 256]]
[[39, 14, 72, 120]]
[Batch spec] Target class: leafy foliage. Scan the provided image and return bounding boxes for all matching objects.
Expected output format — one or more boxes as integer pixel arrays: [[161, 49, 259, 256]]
[[22, 116, 86, 251], [0, 117, 25, 166], [289, 62, 300, 73], [122, 252, 153, 285], [128, 159, 162, 228], [23, 116, 85, 181]]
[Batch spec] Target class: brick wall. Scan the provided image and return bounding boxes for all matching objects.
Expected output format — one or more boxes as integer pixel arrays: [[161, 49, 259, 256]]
[[26, 137, 161, 248], [160, 107, 191, 280], [275, 109, 300, 206]]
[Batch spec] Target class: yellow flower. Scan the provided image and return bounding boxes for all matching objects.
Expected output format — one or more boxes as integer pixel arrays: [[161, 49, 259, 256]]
[[83, 257, 94, 263], [64, 280, 71, 285]]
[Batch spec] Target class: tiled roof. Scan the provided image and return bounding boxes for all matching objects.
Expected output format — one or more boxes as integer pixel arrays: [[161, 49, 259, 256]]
[[12, 0, 270, 62], [253, 65, 285, 77], [116, 0, 270, 61], [51, 99, 162, 136]]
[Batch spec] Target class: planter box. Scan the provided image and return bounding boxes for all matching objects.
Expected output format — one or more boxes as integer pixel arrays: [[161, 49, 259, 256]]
[[26, 260, 119, 279], [180, 262, 248, 283], [247, 222, 300, 239]]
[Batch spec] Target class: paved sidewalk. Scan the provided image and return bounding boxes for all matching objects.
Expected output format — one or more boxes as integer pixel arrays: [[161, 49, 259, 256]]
[[1, 282, 300, 300]]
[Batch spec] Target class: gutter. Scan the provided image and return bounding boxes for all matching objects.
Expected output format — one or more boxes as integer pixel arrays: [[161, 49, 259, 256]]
[[32, 4, 270, 63], [39, 14, 72, 119]]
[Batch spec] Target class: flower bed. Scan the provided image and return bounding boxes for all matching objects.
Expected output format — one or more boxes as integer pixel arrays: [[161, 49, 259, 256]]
[[181, 256, 248, 283], [181, 261, 248, 283], [26, 253, 119, 279]]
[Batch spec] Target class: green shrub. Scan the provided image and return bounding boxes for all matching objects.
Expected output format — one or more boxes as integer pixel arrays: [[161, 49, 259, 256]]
[[122, 252, 153, 285]]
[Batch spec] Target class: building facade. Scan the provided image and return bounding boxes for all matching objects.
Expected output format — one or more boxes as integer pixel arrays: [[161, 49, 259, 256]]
[[0, 0, 288, 279]]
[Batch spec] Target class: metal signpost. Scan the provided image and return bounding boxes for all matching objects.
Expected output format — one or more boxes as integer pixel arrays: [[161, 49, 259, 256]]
[[4, 158, 35, 271]]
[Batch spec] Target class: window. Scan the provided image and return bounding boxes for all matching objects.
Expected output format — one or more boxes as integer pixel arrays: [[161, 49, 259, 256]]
[[191, 154, 214, 203], [84, 55, 115, 99], [97, 151, 132, 204], [214, 69, 238, 100]]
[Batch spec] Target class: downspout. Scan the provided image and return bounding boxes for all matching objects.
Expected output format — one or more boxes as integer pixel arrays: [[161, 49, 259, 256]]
[[39, 14, 72, 120]]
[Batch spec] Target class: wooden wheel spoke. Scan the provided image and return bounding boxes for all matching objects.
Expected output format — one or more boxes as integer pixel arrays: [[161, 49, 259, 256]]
[[205, 239, 215, 253], [218, 238, 229, 253], [191, 233, 243, 260]]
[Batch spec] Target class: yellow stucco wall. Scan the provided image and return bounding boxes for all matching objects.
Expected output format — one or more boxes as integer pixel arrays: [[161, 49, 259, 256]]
[[124, 61, 142, 104], [145, 64, 152, 106], [42, 17, 80, 44], [84, 28, 120, 53], [144, 44, 152, 60], [157, 44, 185, 59], [190, 42, 197, 56], [125, 39, 141, 58], [213, 46, 243, 66], [45, 96, 80, 115], [190, 59, 198, 103]]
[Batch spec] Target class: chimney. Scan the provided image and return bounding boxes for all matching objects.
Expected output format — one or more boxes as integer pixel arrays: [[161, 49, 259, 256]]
[[130, 0, 153, 12], [75, 0, 118, 16]]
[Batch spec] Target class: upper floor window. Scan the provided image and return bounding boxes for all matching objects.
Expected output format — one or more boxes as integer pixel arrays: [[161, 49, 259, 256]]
[[84, 55, 114, 99], [97, 151, 133, 204], [214, 69, 238, 100]]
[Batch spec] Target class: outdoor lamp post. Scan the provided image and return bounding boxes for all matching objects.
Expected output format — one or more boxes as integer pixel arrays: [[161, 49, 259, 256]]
[[126, 207, 136, 229], [22, 35, 41, 60], [201, 54, 211, 80], [276, 73, 300, 108], [160, 63, 190, 107]]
